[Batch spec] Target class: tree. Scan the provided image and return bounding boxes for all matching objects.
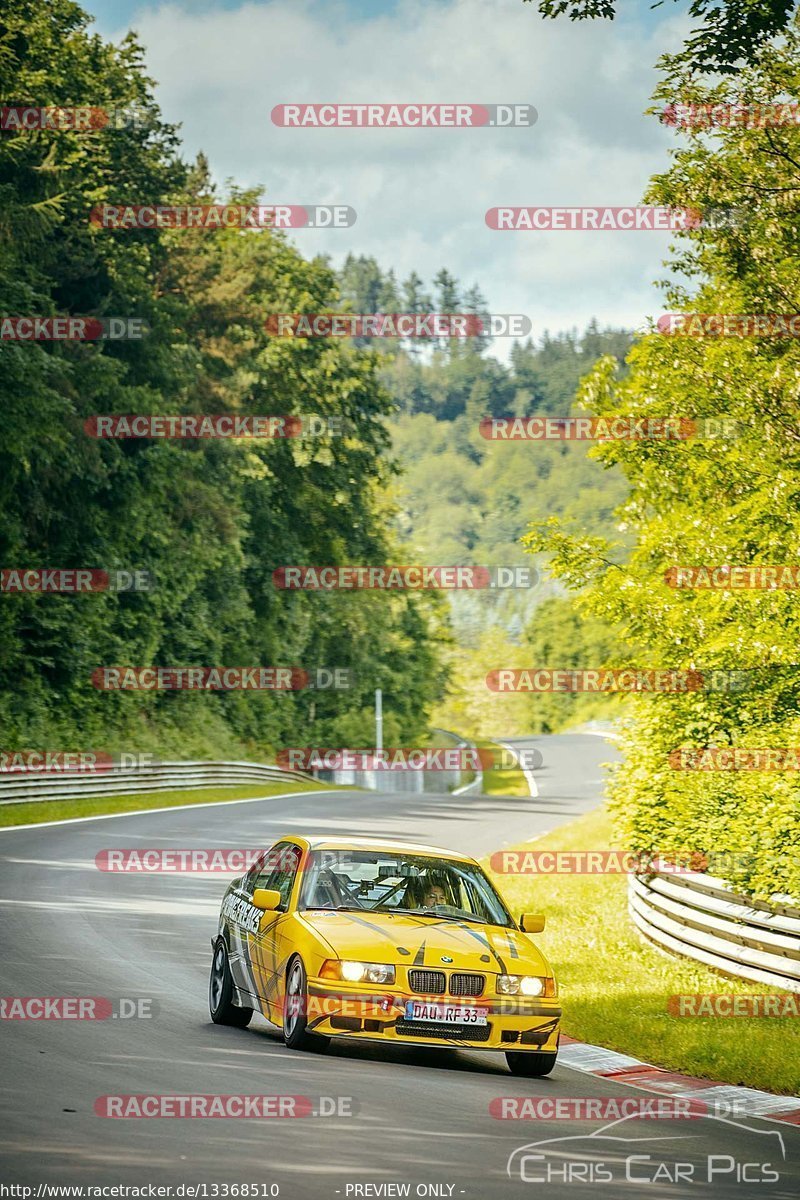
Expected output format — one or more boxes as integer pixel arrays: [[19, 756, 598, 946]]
[[523, 19, 800, 901], [0, 0, 449, 756], [402, 271, 433, 315], [530, 0, 796, 74]]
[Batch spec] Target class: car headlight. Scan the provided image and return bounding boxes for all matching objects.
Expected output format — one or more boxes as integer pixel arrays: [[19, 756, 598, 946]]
[[498, 975, 555, 997], [322, 960, 396, 985], [497, 974, 520, 994]]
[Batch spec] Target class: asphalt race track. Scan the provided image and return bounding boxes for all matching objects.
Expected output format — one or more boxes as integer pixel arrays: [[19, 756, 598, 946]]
[[1, 733, 797, 1198]]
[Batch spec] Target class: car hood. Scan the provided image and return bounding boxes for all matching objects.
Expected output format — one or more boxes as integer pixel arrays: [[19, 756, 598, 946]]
[[300, 909, 549, 975]]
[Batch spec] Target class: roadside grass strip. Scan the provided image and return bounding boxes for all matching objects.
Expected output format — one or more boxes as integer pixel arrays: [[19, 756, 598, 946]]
[[476, 738, 531, 796], [485, 805, 800, 1095], [0, 779, 338, 828]]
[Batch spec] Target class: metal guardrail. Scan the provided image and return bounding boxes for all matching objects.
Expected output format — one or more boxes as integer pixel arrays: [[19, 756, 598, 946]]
[[629, 869, 800, 993], [312, 728, 484, 794], [0, 760, 316, 806], [0, 730, 484, 805]]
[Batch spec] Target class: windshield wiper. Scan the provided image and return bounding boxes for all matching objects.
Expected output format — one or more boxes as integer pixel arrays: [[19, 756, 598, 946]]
[[383, 907, 486, 924], [306, 904, 365, 912]]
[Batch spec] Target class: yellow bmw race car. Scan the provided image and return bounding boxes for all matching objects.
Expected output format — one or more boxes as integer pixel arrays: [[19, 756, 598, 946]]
[[209, 835, 561, 1076]]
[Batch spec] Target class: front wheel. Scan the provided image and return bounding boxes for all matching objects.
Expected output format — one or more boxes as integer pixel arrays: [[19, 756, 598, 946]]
[[209, 939, 253, 1027], [283, 956, 329, 1052], [506, 1050, 557, 1077]]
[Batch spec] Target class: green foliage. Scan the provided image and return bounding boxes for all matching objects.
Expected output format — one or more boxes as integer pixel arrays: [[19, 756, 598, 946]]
[[430, 628, 535, 739], [487, 806, 800, 1094], [525, 21, 800, 900], [532, 0, 796, 75], [520, 596, 628, 733], [329, 257, 632, 662], [0, 779, 332, 829], [0, 0, 447, 759], [386, 326, 632, 643]]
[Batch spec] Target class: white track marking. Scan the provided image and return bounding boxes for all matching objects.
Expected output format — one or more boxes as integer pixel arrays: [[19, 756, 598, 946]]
[[496, 740, 538, 796], [0, 789, 341, 833]]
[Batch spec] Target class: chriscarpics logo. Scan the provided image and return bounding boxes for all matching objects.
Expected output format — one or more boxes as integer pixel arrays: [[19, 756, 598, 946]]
[[507, 1113, 786, 1185]]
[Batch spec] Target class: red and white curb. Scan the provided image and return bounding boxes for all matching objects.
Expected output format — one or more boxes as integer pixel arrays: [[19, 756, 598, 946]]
[[558, 1035, 800, 1126]]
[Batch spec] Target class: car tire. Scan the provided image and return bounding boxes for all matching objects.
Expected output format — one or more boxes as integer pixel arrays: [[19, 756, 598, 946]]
[[283, 955, 330, 1052], [209, 938, 253, 1027], [505, 1050, 557, 1077]]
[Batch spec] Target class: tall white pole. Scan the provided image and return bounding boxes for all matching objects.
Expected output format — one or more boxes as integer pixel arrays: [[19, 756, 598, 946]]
[[375, 688, 383, 752]]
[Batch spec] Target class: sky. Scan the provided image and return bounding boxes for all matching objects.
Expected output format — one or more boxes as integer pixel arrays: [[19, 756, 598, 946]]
[[84, 0, 693, 346]]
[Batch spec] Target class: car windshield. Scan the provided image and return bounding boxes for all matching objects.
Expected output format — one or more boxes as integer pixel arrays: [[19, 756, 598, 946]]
[[299, 849, 515, 928]]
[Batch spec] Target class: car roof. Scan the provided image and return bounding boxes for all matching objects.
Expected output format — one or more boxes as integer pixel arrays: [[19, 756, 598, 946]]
[[277, 834, 474, 862]]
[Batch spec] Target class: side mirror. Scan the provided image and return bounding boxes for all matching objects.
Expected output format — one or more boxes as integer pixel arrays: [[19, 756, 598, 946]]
[[520, 913, 545, 933], [252, 888, 282, 911]]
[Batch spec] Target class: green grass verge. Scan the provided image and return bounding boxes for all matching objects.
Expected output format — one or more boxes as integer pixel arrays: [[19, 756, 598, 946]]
[[0, 778, 337, 828], [476, 738, 531, 797], [486, 806, 800, 1095]]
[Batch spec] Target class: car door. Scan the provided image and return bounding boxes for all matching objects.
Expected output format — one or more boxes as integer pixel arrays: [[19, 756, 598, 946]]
[[222, 869, 265, 1003], [245, 841, 302, 1022]]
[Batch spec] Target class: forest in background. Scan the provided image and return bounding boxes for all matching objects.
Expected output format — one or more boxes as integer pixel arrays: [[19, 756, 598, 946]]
[[1, 1, 630, 758], [1, 0, 454, 759], [333, 254, 634, 734], [5, 0, 798, 899]]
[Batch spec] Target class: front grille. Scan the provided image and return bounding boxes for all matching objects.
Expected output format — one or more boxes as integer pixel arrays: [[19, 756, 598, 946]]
[[408, 969, 446, 994], [396, 1019, 492, 1042], [449, 973, 485, 996]]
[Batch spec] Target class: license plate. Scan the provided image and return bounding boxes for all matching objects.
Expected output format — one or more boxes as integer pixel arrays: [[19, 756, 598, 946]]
[[404, 1000, 488, 1026]]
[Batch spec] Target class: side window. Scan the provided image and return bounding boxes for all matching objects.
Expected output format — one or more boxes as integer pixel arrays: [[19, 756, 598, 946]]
[[460, 876, 491, 922], [250, 842, 301, 911]]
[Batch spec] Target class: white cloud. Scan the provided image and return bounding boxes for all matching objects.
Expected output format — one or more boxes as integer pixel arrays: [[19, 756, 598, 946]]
[[109, 0, 693, 343]]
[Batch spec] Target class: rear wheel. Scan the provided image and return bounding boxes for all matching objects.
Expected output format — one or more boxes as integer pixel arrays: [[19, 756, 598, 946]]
[[209, 939, 253, 1027], [506, 1050, 557, 1077], [283, 955, 330, 1052]]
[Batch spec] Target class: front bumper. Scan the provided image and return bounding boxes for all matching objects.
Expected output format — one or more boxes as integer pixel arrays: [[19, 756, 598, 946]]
[[304, 980, 561, 1052]]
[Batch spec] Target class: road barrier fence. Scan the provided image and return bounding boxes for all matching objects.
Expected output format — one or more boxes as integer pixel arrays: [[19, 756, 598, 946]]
[[629, 868, 800, 993]]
